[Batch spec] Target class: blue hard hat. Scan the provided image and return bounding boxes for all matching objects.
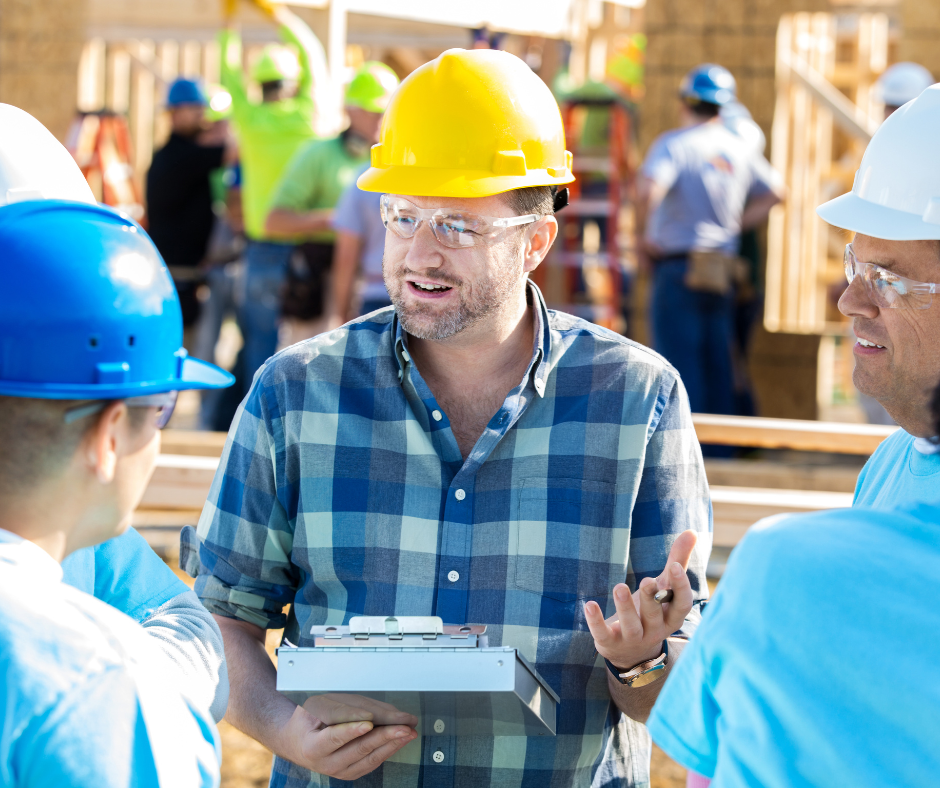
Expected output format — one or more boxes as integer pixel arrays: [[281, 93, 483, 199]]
[[167, 78, 208, 107], [680, 64, 737, 106], [0, 200, 234, 399]]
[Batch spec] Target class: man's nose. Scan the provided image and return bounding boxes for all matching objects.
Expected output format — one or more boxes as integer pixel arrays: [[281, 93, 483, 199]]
[[404, 221, 445, 270], [838, 276, 879, 319]]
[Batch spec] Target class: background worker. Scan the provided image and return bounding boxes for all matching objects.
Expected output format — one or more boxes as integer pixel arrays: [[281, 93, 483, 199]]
[[220, 2, 324, 380], [265, 61, 399, 340], [183, 48, 711, 787], [324, 163, 393, 326], [0, 104, 234, 785], [636, 64, 785, 417], [875, 61, 934, 119], [146, 77, 233, 352]]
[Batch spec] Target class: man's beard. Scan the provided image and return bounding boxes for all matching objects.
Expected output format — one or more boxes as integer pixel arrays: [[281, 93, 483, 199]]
[[383, 245, 523, 341]]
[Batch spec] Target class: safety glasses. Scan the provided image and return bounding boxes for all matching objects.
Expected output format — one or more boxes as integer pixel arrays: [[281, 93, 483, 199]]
[[380, 194, 538, 249], [63, 390, 180, 429], [844, 244, 939, 310]]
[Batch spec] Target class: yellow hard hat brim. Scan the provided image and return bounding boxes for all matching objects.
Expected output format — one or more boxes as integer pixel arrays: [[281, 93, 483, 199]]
[[357, 164, 574, 199]]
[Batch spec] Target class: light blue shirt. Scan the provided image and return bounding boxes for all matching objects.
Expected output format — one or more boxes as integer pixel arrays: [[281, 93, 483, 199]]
[[61, 527, 188, 620], [647, 501, 940, 787], [0, 529, 221, 788], [331, 166, 388, 302], [854, 428, 940, 508], [641, 121, 779, 255]]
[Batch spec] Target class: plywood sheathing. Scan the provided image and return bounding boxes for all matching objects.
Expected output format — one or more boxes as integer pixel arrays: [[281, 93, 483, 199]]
[[0, 0, 90, 141]]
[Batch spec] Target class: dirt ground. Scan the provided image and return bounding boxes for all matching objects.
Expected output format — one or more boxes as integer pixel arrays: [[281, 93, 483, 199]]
[[171, 565, 688, 788]]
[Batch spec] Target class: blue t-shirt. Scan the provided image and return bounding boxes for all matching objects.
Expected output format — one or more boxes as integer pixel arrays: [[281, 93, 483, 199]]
[[854, 428, 940, 509], [641, 121, 779, 255], [647, 502, 940, 787], [0, 530, 220, 788], [61, 526, 189, 622], [331, 166, 388, 303]]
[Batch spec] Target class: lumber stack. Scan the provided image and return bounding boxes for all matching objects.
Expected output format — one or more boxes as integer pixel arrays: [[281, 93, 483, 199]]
[[898, 0, 940, 80], [138, 418, 897, 554], [639, 0, 828, 154]]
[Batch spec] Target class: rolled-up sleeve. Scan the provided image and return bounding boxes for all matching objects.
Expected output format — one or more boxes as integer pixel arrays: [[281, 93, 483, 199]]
[[629, 369, 712, 638], [181, 371, 298, 630]]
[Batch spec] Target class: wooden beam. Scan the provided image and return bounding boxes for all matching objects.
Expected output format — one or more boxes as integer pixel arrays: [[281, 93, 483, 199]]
[[692, 414, 897, 455], [161, 429, 227, 456]]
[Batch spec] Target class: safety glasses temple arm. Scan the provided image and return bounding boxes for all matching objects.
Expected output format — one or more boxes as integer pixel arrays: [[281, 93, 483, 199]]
[[492, 213, 539, 228]]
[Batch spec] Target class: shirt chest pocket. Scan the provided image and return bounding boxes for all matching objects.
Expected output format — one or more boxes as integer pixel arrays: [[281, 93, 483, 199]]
[[511, 478, 622, 602]]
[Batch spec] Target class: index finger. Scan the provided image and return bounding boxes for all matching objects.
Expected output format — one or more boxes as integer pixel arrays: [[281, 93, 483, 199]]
[[325, 693, 419, 728], [303, 694, 374, 726], [665, 529, 698, 572]]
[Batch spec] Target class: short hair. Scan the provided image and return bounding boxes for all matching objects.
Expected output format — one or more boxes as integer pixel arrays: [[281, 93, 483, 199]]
[[503, 185, 555, 218], [0, 396, 149, 499], [683, 98, 721, 119]]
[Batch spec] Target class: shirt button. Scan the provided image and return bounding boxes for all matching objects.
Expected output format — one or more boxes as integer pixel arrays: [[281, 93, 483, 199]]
[[454, 488, 466, 501], [398, 370, 403, 380], [447, 570, 459, 583], [432, 410, 442, 421], [499, 412, 508, 423], [434, 719, 446, 733], [402, 349, 411, 362], [432, 750, 445, 764]]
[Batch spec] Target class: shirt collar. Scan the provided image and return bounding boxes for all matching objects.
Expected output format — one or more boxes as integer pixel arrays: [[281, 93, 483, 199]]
[[0, 527, 63, 584], [913, 436, 940, 455], [392, 279, 553, 398]]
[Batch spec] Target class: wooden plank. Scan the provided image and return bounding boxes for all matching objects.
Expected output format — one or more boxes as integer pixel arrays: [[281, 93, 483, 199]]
[[159, 415, 899, 461], [138, 454, 219, 509], [161, 429, 228, 456], [693, 414, 897, 454], [711, 485, 854, 547]]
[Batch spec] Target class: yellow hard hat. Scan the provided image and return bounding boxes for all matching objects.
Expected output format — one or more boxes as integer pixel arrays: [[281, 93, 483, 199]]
[[251, 44, 300, 84], [357, 48, 574, 198]]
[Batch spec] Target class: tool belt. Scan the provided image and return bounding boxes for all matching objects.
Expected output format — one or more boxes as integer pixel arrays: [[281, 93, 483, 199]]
[[684, 250, 750, 296]]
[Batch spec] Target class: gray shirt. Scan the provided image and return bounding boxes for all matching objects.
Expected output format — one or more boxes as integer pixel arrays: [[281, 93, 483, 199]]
[[332, 167, 388, 302], [642, 120, 780, 255]]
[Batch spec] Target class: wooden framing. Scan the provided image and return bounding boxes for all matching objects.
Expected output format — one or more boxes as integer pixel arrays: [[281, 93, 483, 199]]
[[764, 12, 889, 335]]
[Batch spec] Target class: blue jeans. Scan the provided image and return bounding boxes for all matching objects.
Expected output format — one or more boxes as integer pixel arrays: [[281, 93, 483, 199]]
[[650, 257, 736, 416], [239, 241, 293, 382]]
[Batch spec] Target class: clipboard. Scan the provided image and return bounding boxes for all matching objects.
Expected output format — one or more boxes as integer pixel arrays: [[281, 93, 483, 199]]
[[276, 616, 559, 737]]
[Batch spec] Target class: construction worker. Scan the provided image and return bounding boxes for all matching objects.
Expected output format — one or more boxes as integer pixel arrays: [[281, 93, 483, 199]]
[[0, 105, 234, 785], [680, 84, 940, 788], [648, 87, 940, 787], [265, 61, 399, 339], [183, 48, 711, 787], [220, 2, 324, 380], [875, 61, 935, 119], [147, 77, 233, 353], [637, 64, 785, 418]]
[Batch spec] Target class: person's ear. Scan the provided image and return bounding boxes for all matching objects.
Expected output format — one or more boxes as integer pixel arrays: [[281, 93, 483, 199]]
[[83, 402, 127, 484], [522, 216, 558, 275]]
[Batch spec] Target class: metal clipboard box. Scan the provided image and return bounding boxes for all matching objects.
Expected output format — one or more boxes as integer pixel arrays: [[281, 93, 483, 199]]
[[277, 616, 559, 737]]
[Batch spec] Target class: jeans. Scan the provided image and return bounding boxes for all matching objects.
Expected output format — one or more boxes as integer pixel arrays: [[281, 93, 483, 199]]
[[239, 240, 293, 382], [650, 257, 736, 416]]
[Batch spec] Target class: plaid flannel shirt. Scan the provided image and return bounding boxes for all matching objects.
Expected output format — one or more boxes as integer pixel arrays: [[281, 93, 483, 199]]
[[182, 283, 712, 788]]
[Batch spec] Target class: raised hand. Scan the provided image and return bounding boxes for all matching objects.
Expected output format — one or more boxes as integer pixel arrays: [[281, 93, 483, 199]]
[[585, 530, 698, 671]]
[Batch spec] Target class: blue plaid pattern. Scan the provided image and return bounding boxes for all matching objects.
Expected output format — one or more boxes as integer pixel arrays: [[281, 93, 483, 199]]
[[182, 283, 712, 788]]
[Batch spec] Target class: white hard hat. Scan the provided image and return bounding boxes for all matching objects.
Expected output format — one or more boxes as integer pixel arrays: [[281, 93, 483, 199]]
[[817, 84, 940, 240], [0, 104, 95, 208], [721, 101, 766, 156], [875, 62, 935, 108]]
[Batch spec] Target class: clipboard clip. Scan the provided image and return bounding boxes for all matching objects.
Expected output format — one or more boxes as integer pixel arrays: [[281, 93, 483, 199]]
[[310, 616, 488, 648]]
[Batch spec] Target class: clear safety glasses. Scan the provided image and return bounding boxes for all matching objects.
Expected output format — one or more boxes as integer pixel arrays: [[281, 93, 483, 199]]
[[380, 194, 538, 249], [63, 390, 180, 430], [844, 244, 939, 310]]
